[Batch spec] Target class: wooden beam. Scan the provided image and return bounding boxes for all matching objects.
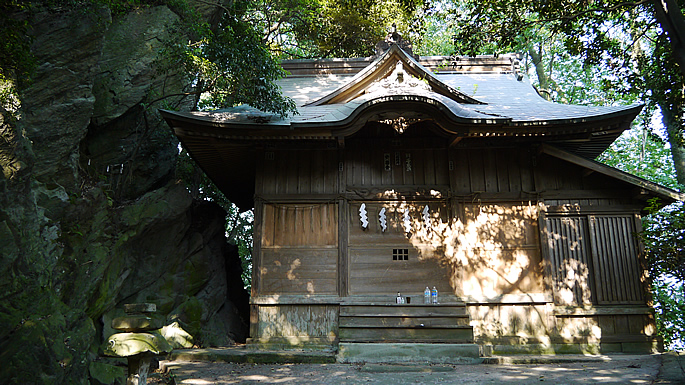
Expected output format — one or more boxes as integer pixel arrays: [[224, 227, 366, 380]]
[[544, 204, 643, 215], [540, 144, 685, 202], [256, 194, 340, 202], [448, 135, 464, 147], [553, 306, 655, 316]]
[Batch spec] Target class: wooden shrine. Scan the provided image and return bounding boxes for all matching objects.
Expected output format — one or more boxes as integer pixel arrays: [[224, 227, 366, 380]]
[[161, 36, 684, 356]]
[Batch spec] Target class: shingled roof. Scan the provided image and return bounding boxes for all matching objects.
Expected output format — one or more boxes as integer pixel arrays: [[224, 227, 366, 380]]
[[163, 44, 642, 158], [160, 43, 684, 209]]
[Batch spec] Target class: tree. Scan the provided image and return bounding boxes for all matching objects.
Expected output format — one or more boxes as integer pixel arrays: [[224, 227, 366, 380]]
[[234, 0, 429, 59], [446, 0, 685, 349], [451, 0, 685, 186]]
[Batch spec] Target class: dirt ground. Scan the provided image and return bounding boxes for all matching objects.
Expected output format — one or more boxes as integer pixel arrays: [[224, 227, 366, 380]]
[[159, 355, 671, 384]]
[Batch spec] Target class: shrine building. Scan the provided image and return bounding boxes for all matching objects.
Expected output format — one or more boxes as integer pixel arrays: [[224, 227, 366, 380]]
[[161, 33, 684, 360]]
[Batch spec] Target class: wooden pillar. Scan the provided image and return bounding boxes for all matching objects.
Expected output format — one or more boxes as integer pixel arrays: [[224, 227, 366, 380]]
[[252, 147, 265, 299], [537, 204, 554, 296], [338, 142, 348, 297], [338, 199, 348, 297]]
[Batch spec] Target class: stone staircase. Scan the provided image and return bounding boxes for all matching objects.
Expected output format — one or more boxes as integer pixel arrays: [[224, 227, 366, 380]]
[[337, 301, 482, 363], [339, 303, 474, 343]]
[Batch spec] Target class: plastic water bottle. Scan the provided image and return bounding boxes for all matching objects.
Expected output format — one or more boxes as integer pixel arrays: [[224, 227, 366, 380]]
[[431, 286, 438, 304], [397, 292, 402, 304], [424, 287, 431, 304]]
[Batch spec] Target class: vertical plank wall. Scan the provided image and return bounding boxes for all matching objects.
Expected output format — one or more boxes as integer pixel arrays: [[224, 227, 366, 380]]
[[589, 215, 644, 304], [545, 216, 595, 306], [259, 203, 338, 295], [545, 214, 643, 306], [256, 147, 340, 296]]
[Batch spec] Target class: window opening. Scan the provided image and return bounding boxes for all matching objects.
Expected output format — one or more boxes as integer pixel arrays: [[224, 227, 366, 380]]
[[393, 248, 409, 261]]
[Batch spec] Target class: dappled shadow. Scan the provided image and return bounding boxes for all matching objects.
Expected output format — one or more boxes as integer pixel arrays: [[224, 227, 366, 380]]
[[406, 202, 544, 298]]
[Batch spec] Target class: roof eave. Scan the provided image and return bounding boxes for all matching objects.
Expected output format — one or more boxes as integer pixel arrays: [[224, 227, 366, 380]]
[[540, 143, 685, 204]]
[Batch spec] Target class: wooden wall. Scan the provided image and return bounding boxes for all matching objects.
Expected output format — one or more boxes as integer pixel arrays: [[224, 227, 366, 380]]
[[544, 214, 644, 306], [259, 203, 338, 295], [456, 203, 544, 298], [253, 133, 648, 303], [347, 201, 454, 296], [250, 122, 655, 351], [449, 147, 535, 194], [258, 147, 339, 196]]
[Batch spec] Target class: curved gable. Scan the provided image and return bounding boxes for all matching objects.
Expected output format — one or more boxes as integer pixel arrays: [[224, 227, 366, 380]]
[[306, 44, 484, 106]]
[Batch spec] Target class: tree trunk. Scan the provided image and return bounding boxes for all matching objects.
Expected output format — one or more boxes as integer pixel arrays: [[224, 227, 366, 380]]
[[661, 104, 685, 186], [528, 45, 552, 100], [527, 45, 566, 102], [652, 0, 685, 77]]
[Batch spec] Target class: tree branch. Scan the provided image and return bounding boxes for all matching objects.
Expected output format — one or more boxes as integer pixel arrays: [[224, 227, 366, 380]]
[[527, 0, 651, 26], [652, 0, 685, 76]]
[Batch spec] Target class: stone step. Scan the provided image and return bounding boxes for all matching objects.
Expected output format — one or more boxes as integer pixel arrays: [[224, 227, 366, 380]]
[[124, 303, 157, 314], [167, 346, 336, 364], [339, 325, 474, 343], [340, 304, 469, 317], [337, 342, 483, 364], [340, 315, 471, 328]]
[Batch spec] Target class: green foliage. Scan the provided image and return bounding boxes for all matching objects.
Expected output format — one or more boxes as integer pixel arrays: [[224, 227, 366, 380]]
[[176, 149, 253, 290], [450, 0, 645, 60], [644, 200, 685, 283], [0, 1, 33, 111], [598, 127, 679, 189], [240, 0, 428, 59], [199, 12, 296, 116], [651, 275, 685, 350], [642, 200, 685, 350], [413, 5, 456, 56], [227, 209, 253, 292], [155, 0, 297, 117]]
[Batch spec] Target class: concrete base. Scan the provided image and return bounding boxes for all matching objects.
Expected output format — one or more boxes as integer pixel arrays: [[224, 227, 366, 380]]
[[246, 337, 335, 351], [167, 346, 335, 364], [488, 341, 661, 356], [337, 343, 483, 364]]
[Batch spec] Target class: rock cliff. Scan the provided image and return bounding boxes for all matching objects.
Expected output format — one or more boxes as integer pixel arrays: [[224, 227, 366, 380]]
[[0, 3, 248, 384]]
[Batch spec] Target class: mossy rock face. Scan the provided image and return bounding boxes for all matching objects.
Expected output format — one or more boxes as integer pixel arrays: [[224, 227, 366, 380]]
[[88, 361, 125, 385], [169, 296, 204, 338], [0, 3, 248, 385], [0, 303, 96, 385]]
